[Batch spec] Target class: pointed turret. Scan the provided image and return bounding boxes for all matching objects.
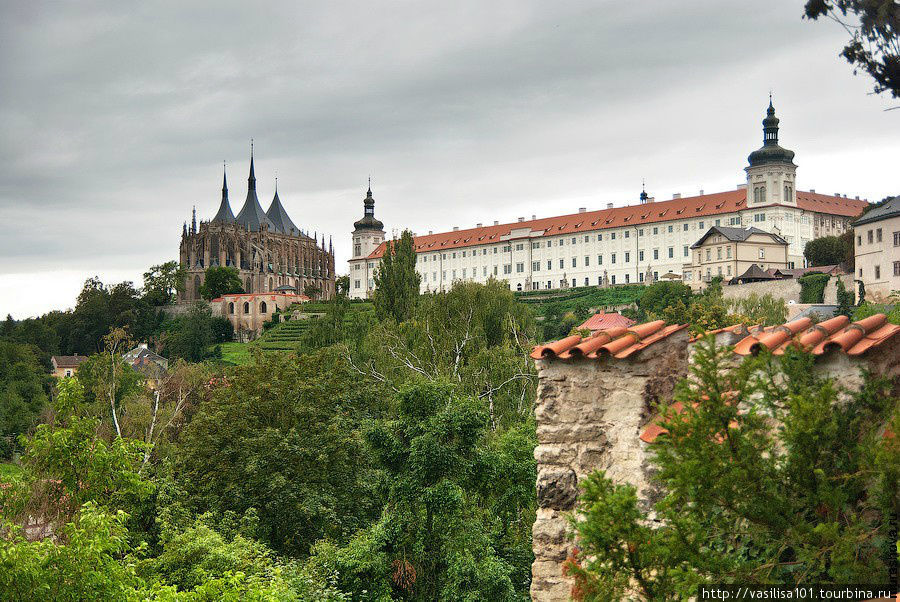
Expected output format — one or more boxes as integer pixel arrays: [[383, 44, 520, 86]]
[[353, 180, 384, 231], [212, 163, 235, 223], [191, 206, 197, 233], [747, 97, 795, 167], [234, 142, 276, 232], [266, 176, 299, 235]]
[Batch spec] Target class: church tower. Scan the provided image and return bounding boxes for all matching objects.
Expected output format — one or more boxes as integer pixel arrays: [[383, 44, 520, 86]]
[[745, 97, 797, 206], [351, 181, 385, 259]]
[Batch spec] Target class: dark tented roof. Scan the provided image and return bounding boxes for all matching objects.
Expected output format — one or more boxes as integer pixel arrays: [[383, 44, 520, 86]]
[[266, 190, 299, 235], [212, 167, 235, 223], [234, 154, 275, 232], [734, 264, 776, 282]]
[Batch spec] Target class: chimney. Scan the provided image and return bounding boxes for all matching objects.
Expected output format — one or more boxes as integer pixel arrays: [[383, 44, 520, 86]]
[[699, 189, 704, 195], [578, 207, 586, 213], [428, 230, 433, 235], [810, 188, 815, 193], [672, 193, 681, 199], [453, 226, 459, 231], [532, 214, 536, 220], [493, 220, 499, 226], [606, 203, 613, 209], [854, 195, 859, 200], [476, 222, 482, 228], [518, 217, 525, 222]]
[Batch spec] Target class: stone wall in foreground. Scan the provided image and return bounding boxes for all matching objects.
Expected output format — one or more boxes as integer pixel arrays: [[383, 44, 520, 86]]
[[530, 330, 690, 601]]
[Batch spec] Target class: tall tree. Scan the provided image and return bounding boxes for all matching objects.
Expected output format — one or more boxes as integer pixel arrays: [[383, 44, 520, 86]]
[[804, 234, 851, 267], [373, 229, 421, 323], [198, 267, 243, 301], [804, 0, 900, 99], [142, 261, 186, 306]]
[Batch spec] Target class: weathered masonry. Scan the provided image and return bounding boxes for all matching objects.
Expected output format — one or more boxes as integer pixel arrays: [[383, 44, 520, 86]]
[[528, 315, 900, 601]]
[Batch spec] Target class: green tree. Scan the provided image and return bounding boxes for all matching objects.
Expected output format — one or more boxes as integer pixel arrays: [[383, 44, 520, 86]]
[[636, 281, 693, 320], [567, 339, 899, 599], [143, 261, 187, 306], [803, 235, 850, 267], [176, 348, 378, 557], [198, 267, 244, 301], [161, 302, 232, 362], [0, 341, 50, 458], [835, 277, 855, 316], [315, 383, 526, 600], [373, 229, 421, 323], [804, 0, 900, 98]]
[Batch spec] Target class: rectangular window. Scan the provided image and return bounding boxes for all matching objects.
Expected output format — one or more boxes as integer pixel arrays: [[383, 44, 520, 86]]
[[515, 243, 524, 251], [493, 266, 497, 275], [462, 268, 467, 278], [559, 259, 564, 269], [653, 227, 658, 235], [572, 257, 577, 267], [503, 264, 512, 274], [598, 255, 603, 265], [717, 247, 722, 260], [516, 263, 524, 273], [611, 232, 616, 240], [584, 277, 589, 286], [653, 249, 659, 260], [624, 251, 630, 263], [584, 255, 590, 266], [462, 251, 466, 257], [625, 273, 630, 283], [611, 253, 617, 264], [876, 228, 882, 242], [443, 270, 447, 279], [668, 225, 673, 233], [668, 247, 674, 258], [547, 260, 552, 270], [452, 252, 456, 258], [683, 223, 689, 231], [706, 249, 711, 261], [639, 272, 644, 282], [715, 219, 721, 226], [699, 221, 704, 229], [639, 250, 644, 262], [584, 235, 590, 242], [638, 228, 644, 236], [354, 280, 360, 289], [571, 237, 576, 244], [683, 245, 689, 257], [875, 265, 881, 279], [493, 247, 498, 254], [868, 230, 873, 243], [611, 275, 616, 284], [625, 230, 630, 239], [758, 248, 765, 259], [858, 234, 862, 246], [598, 234, 603, 241], [894, 231, 900, 246], [532, 261, 540, 271], [532, 242, 540, 249], [482, 266, 486, 276], [533, 282, 539, 290], [726, 246, 732, 259], [894, 261, 900, 277]]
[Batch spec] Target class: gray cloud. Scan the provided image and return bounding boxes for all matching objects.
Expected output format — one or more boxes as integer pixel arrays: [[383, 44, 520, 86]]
[[1, 0, 897, 317]]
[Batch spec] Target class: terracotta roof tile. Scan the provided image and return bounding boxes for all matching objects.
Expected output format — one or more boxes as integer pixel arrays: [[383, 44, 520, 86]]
[[730, 314, 898, 357], [364, 189, 867, 259], [531, 320, 689, 361], [578, 312, 636, 332]]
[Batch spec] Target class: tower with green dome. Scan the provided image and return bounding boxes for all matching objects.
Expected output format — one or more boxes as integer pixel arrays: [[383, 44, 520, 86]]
[[745, 97, 797, 207]]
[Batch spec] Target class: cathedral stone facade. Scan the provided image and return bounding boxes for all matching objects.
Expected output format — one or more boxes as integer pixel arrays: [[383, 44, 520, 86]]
[[178, 151, 335, 302]]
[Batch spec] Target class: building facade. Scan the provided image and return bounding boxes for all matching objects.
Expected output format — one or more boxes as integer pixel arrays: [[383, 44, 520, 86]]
[[853, 196, 900, 300], [689, 226, 789, 286], [210, 291, 308, 340], [348, 102, 867, 299], [178, 150, 336, 303]]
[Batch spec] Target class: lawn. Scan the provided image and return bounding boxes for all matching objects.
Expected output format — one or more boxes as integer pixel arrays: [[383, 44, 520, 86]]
[[217, 342, 253, 366]]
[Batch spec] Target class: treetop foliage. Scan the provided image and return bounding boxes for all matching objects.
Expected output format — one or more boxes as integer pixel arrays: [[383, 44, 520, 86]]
[[373, 229, 420, 323]]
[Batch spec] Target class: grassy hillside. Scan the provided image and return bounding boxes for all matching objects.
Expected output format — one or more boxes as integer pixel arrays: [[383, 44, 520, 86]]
[[516, 284, 645, 313]]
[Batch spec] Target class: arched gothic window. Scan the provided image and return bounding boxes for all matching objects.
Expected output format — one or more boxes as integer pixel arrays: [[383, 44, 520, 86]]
[[243, 302, 250, 313], [260, 301, 268, 313], [228, 302, 235, 314]]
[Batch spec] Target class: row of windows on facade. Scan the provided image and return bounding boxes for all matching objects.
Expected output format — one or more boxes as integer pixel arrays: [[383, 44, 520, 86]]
[[227, 301, 271, 315], [859, 262, 900, 280], [858, 228, 900, 247]]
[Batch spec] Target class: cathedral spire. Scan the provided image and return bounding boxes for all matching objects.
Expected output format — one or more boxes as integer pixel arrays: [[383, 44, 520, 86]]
[[212, 162, 235, 223], [191, 206, 197, 233], [747, 96, 795, 167], [248, 139, 256, 191]]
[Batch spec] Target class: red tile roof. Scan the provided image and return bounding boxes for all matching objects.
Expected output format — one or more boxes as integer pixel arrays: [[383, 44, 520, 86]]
[[363, 189, 868, 259], [578, 312, 635, 332], [731, 314, 899, 356], [530, 320, 689, 360]]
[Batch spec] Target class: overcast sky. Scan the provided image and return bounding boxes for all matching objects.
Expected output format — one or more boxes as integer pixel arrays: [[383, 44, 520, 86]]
[[1, 0, 897, 318]]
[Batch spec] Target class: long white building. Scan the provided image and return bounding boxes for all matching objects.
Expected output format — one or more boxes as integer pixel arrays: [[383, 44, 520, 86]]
[[348, 102, 868, 298]]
